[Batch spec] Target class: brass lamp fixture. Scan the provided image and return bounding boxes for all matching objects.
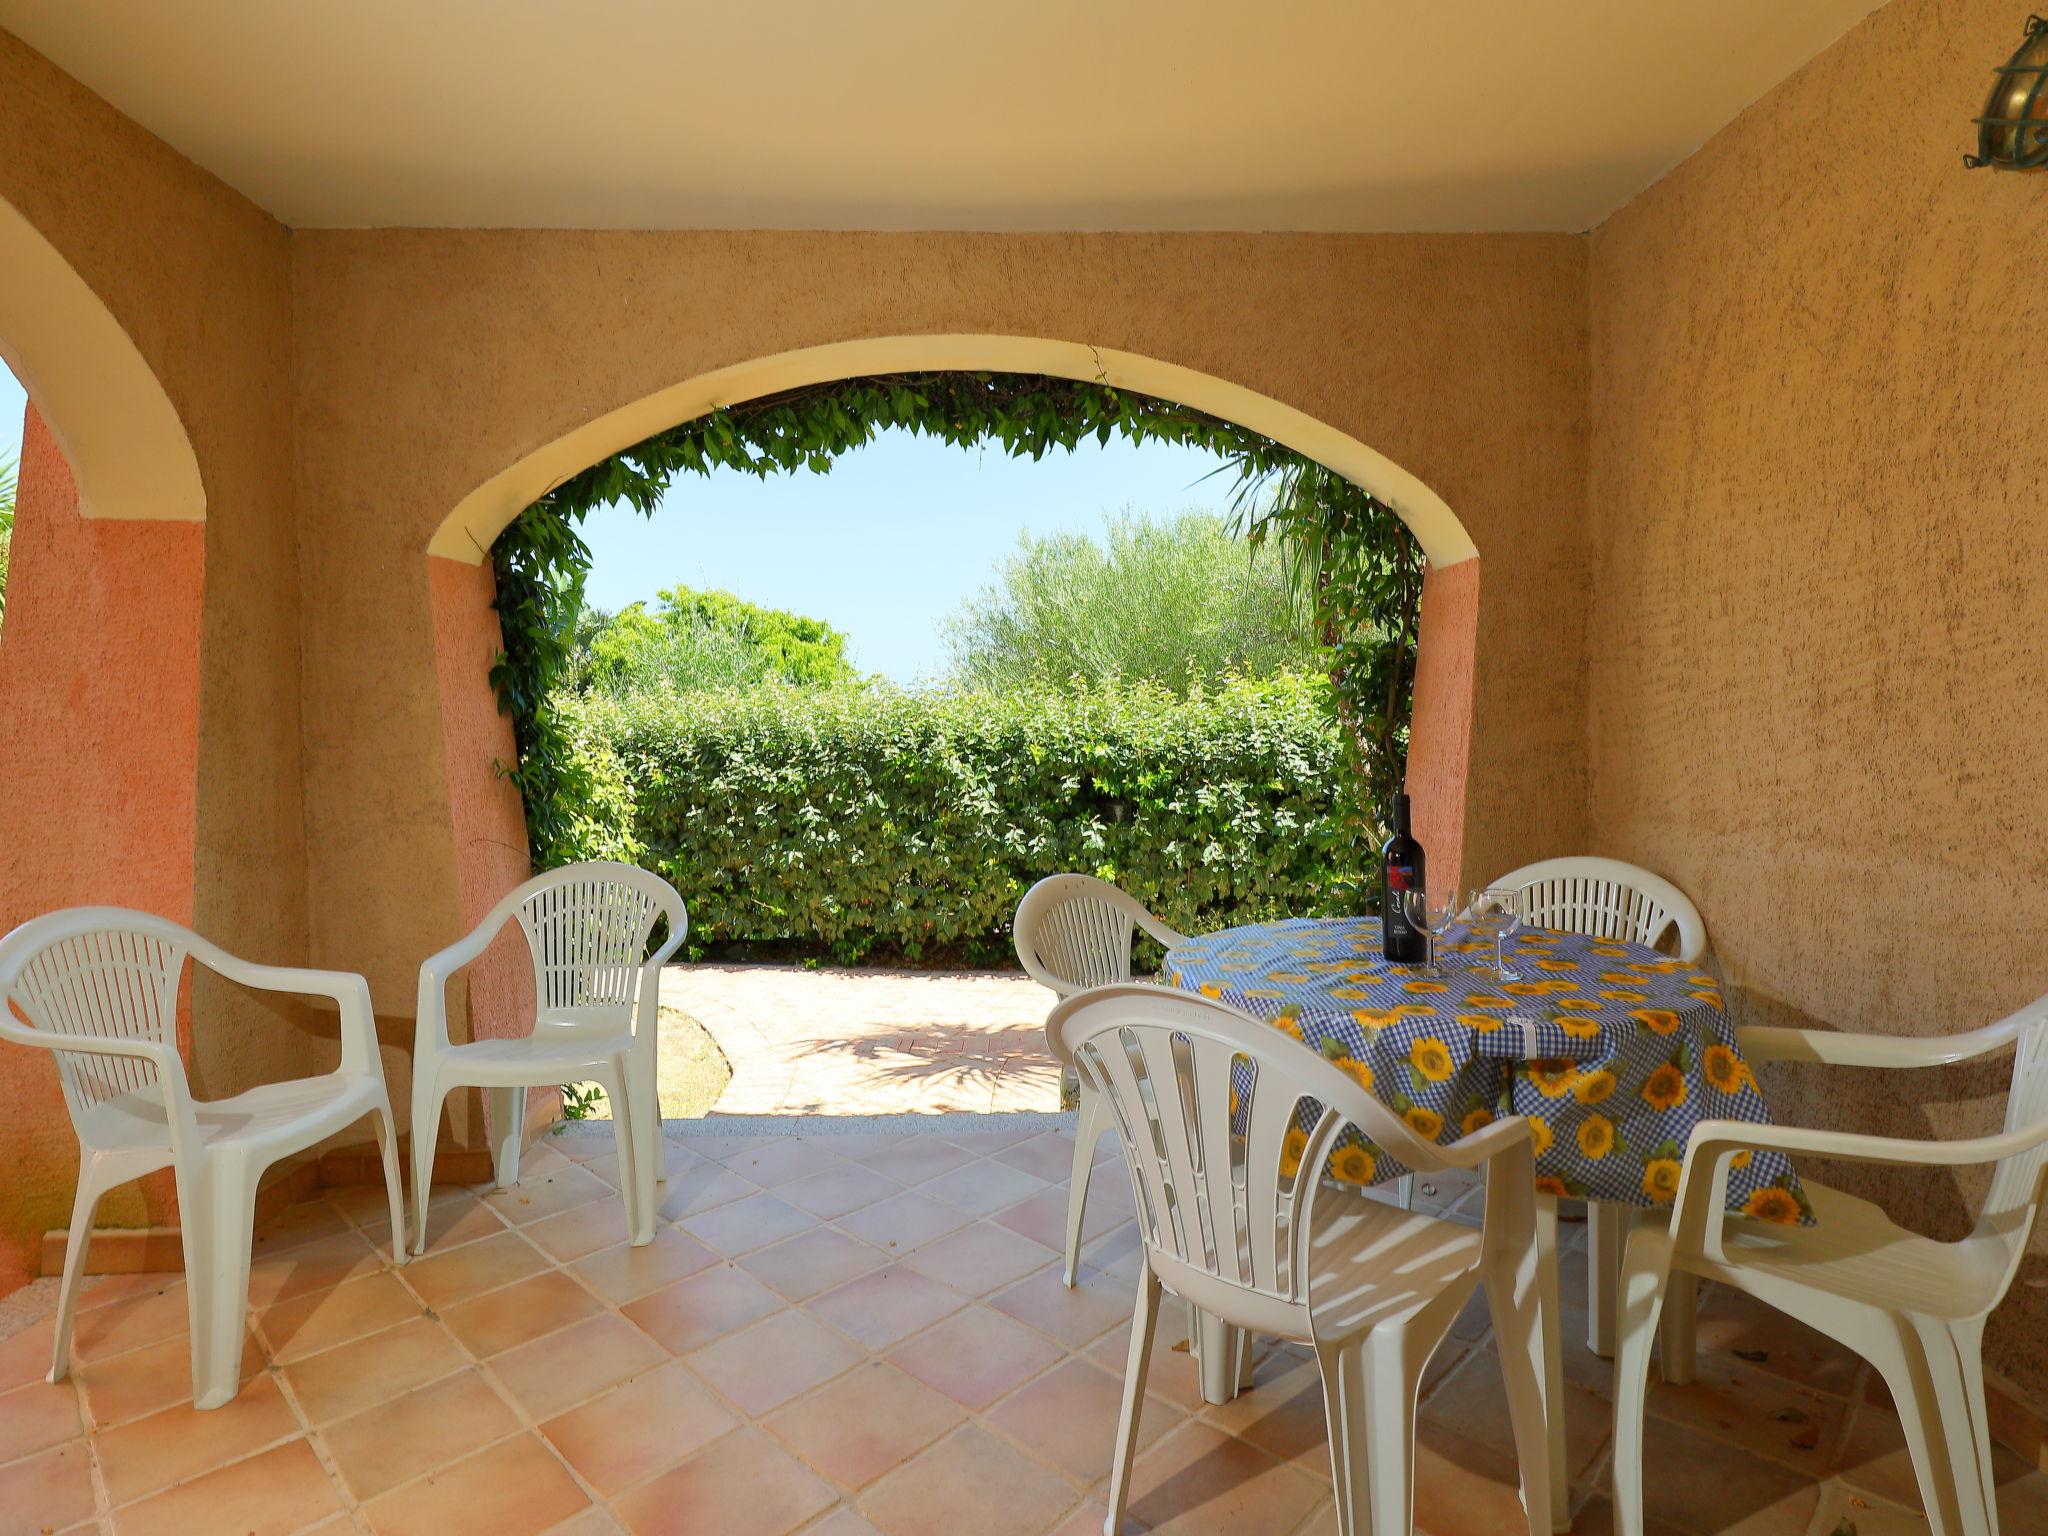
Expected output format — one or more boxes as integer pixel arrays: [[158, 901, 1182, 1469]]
[[1967, 14, 2048, 169]]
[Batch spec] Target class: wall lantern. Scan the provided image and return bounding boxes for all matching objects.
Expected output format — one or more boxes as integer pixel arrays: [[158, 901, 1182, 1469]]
[[1966, 14, 2048, 169]]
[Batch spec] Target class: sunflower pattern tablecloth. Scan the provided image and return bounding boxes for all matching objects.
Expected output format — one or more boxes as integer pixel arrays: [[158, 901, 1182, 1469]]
[[1164, 916, 1811, 1225]]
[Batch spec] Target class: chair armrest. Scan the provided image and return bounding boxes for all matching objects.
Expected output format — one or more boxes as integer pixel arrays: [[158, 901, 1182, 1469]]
[[415, 912, 520, 1053], [1134, 910, 1190, 952], [0, 1017, 203, 1151], [1737, 1020, 2022, 1070], [197, 957, 382, 1076]]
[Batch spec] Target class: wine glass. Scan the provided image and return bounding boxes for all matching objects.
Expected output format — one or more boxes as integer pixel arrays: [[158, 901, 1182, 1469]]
[[1477, 884, 1526, 981]]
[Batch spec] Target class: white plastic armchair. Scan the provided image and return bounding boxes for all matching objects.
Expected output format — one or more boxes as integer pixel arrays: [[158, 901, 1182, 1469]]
[[1485, 856, 1707, 964], [1013, 875, 1188, 1287], [412, 862, 685, 1254], [0, 908, 407, 1410], [1613, 995, 2048, 1536], [1049, 984, 1564, 1536]]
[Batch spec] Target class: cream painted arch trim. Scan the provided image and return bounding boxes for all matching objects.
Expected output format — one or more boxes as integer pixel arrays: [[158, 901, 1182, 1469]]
[[0, 198, 204, 522], [432, 336, 1478, 568]]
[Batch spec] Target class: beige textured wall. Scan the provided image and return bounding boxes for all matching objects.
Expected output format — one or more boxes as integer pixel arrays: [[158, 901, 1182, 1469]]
[[288, 229, 1590, 1013], [1588, 0, 2048, 1395], [0, 31, 310, 1094]]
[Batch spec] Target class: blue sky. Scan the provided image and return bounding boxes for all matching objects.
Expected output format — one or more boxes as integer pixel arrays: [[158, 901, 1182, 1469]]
[[0, 363, 1236, 681], [576, 428, 1235, 682]]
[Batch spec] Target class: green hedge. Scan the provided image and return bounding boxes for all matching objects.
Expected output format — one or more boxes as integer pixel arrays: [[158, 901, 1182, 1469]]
[[559, 675, 1372, 962]]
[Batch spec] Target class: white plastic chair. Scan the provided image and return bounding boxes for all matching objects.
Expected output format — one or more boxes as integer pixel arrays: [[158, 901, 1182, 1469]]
[[1484, 856, 1709, 1362], [1484, 856, 1707, 965], [1613, 995, 2048, 1536], [412, 862, 686, 1253], [1013, 875, 1189, 1287], [1049, 983, 1563, 1536], [0, 908, 407, 1410]]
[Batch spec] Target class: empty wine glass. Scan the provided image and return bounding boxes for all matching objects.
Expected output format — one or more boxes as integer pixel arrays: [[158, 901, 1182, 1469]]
[[1476, 885, 1525, 981]]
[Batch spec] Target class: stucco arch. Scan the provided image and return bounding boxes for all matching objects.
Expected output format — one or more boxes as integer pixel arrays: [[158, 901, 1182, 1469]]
[[0, 195, 204, 522], [429, 335, 1478, 569]]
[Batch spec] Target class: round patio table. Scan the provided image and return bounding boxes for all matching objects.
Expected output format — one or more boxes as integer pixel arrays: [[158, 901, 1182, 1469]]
[[1163, 916, 1809, 1221]]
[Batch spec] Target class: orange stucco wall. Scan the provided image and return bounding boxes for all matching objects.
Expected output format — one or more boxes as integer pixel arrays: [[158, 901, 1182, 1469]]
[[0, 405, 204, 1291], [1407, 559, 1481, 893], [1586, 0, 2048, 1391]]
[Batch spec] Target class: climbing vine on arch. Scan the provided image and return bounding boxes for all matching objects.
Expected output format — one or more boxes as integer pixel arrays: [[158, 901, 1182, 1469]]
[[488, 371, 1426, 871]]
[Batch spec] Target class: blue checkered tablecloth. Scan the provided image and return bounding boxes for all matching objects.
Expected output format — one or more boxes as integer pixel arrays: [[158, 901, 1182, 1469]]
[[1165, 917, 1810, 1223]]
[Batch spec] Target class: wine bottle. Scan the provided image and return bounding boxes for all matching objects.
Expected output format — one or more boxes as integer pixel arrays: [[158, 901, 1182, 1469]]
[[1381, 792, 1428, 963]]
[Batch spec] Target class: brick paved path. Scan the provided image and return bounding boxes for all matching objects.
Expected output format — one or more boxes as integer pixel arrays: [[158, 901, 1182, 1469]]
[[660, 965, 1061, 1116]]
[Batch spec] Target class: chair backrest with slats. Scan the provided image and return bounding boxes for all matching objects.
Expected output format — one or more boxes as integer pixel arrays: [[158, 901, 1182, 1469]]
[[1013, 875, 1187, 997], [0, 912, 189, 1129], [1047, 985, 1449, 1317], [513, 864, 681, 1022], [1491, 856, 1707, 963]]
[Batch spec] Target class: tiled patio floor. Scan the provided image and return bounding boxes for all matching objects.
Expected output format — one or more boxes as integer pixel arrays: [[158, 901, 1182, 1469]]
[[660, 966, 1060, 1116], [2, 1125, 2044, 1536]]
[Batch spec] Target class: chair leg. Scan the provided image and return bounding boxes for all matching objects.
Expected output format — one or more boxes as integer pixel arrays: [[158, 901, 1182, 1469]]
[[1393, 1173, 1417, 1210], [487, 1084, 524, 1189], [1318, 1324, 1430, 1536], [409, 1073, 446, 1256], [1103, 1262, 1160, 1536], [1194, 1307, 1248, 1404], [605, 1062, 652, 1245], [370, 1104, 408, 1267], [1868, 1314, 1999, 1536], [183, 1155, 259, 1410], [1533, 1195, 1571, 1534], [48, 1154, 113, 1384], [1064, 1084, 1107, 1287], [1484, 1246, 1559, 1534], [1658, 1271, 1698, 1386], [629, 1036, 668, 1187], [1587, 1199, 1623, 1357], [1609, 1236, 1672, 1536]]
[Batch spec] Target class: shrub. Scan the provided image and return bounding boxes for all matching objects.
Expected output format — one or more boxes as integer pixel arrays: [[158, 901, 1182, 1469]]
[[562, 673, 1371, 962]]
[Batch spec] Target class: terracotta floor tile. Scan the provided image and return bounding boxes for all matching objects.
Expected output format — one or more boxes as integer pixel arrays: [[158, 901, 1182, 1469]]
[[1121, 1419, 1325, 1536], [720, 1138, 847, 1189], [483, 1161, 619, 1227], [1088, 1311, 1208, 1414], [526, 1198, 635, 1263], [1197, 1354, 1329, 1479], [283, 1315, 467, 1425], [656, 1163, 760, 1222], [491, 1312, 667, 1422], [740, 1227, 885, 1301], [1833, 1399, 2040, 1517], [622, 1265, 785, 1355], [257, 1270, 425, 1365], [568, 1228, 718, 1304], [941, 1128, 1045, 1153], [886, 1306, 1064, 1409], [779, 1163, 903, 1221], [541, 1506, 631, 1536], [97, 1370, 301, 1507], [833, 1191, 974, 1254], [1557, 1494, 1692, 1536], [0, 1440, 95, 1536], [1423, 1345, 1610, 1483], [611, 1425, 835, 1536], [902, 1222, 1056, 1297], [992, 1133, 1082, 1185], [987, 1357, 1183, 1482], [680, 1193, 816, 1257], [250, 1198, 357, 1259], [541, 1360, 736, 1495], [0, 1377, 82, 1463], [359, 1431, 589, 1536], [991, 1183, 1132, 1255], [688, 1310, 863, 1417], [244, 1228, 381, 1308], [76, 1328, 266, 1428], [320, 1368, 520, 1502], [803, 1509, 886, 1536], [1642, 1345, 1849, 1474], [989, 1262, 1135, 1349], [808, 1265, 967, 1351], [68, 1282, 190, 1364], [113, 1438, 342, 1536], [851, 1137, 977, 1187], [763, 1361, 964, 1490], [75, 1272, 183, 1314], [441, 1269, 605, 1359], [919, 1159, 1047, 1217], [860, 1424, 1080, 1536], [405, 1229, 551, 1308], [362, 1189, 508, 1254], [1620, 1415, 1823, 1536], [0, 1316, 54, 1395], [1692, 1289, 1864, 1399]]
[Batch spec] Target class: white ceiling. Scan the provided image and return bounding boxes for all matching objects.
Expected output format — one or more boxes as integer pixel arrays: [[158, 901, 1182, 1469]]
[[0, 0, 1886, 232]]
